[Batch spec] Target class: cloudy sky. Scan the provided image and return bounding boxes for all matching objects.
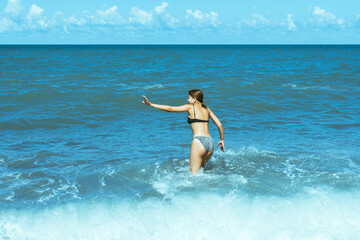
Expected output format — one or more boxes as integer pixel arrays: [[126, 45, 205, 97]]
[[0, 0, 359, 44]]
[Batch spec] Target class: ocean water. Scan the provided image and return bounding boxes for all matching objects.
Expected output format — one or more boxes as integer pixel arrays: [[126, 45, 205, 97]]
[[0, 45, 360, 239]]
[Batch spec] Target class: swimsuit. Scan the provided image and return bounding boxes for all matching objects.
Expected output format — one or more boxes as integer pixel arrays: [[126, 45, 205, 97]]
[[187, 105, 209, 124], [188, 105, 214, 153], [194, 136, 214, 153]]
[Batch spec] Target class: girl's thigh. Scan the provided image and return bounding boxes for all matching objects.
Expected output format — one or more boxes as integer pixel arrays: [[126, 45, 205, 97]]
[[190, 139, 206, 174]]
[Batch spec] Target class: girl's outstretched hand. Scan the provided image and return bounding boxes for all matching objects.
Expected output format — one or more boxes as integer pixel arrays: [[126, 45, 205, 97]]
[[217, 140, 225, 152], [142, 95, 151, 106]]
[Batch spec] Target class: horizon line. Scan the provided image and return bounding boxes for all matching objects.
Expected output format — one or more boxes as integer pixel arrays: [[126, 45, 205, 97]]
[[1, 43, 360, 46]]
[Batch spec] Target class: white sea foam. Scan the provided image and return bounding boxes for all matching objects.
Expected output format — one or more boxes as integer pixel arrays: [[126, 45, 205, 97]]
[[99, 167, 116, 187], [143, 84, 164, 89], [1, 189, 360, 240], [4, 192, 15, 202], [282, 83, 337, 92]]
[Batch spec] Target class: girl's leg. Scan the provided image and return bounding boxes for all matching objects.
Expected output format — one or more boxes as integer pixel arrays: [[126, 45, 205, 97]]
[[202, 148, 214, 167], [190, 138, 206, 174]]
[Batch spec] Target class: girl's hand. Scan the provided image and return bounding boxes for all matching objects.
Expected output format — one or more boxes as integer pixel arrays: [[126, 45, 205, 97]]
[[217, 140, 225, 152], [142, 95, 151, 106]]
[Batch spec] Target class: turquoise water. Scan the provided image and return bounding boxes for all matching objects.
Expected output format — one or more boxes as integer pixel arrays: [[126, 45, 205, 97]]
[[1, 45, 360, 239]]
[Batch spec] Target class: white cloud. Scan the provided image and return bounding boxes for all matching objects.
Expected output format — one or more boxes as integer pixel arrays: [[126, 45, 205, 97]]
[[26, 4, 50, 30], [185, 9, 220, 27], [6, 1, 359, 41], [287, 14, 297, 30], [1, 0, 23, 33], [28, 4, 44, 18], [61, 14, 86, 34], [311, 6, 345, 27], [0, 2, 219, 33], [155, 13, 179, 29], [5, 0, 21, 16], [129, 7, 153, 25], [355, 14, 360, 28], [239, 13, 300, 31], [95, 6, 123, 25], [61, 6, 123, 28], [128, 2, 177, 29], [0, 18, 12, 33], [241, 14, 273, 29], [164, 14, 179, 28], [252, 14, 271, 27], [64, 15, 87, 26], [152, 2, 179, 29], [97, 6, 117, 18], [59, 6, 124, 34], [154, 2, 168, 15]]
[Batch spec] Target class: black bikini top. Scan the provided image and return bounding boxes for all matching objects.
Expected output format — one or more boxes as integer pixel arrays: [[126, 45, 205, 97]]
[[187, 105, 209, 124]]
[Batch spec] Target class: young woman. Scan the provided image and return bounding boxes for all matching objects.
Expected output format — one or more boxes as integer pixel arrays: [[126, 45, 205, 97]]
[[142, 89, 225, 174]]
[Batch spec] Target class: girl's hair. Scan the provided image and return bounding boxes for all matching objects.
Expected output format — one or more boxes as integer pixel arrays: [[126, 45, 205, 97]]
[[188, 89, 207, 109]]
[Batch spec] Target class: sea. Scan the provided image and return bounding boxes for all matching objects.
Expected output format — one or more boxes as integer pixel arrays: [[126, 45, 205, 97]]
[[0, 45, 360, 240]]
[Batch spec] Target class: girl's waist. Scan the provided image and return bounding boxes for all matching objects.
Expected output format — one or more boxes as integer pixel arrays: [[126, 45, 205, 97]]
[[193, 134, 212, 138]]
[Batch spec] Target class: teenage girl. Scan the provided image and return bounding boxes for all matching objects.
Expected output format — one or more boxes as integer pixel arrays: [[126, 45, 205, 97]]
[[142, 89, 225, 174]]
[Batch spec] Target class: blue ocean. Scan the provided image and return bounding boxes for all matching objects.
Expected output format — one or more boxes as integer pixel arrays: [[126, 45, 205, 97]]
[[1, 45, 360, 239]]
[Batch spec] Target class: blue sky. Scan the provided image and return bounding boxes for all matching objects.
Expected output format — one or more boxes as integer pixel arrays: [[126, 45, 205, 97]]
[[0, 0, 359, 44]]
